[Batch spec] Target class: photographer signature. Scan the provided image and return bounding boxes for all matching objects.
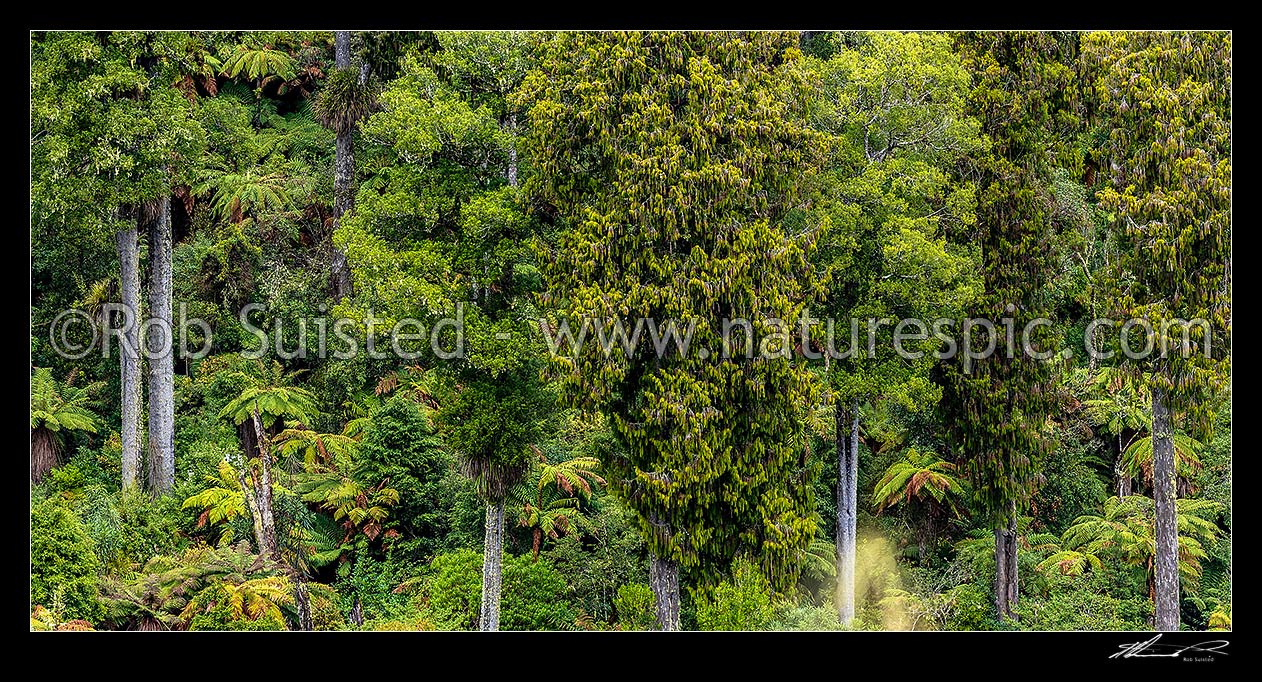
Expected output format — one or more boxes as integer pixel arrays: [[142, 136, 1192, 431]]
[[1111, 634, 1229, 660]]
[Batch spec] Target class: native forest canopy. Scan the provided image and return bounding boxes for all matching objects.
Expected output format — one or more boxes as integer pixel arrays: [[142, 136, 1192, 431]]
[[30, 30, 1230, 632]]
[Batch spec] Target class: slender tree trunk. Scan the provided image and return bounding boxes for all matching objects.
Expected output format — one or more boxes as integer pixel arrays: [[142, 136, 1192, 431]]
[[649, 552, 681, 631], [506, 118, 519, 188], [532, 527, 542, 562], [835, 400, 859, 626], [251, 410, 279, 559], [993, 526, 1007, 619], [1151, 385, 1180, 631], [145, 197, 175, 494], [235, 454, 267, 555], [116, 224, 143, 489], [1115, 433, 1132, 498], [479, 498, 506, 631], [330, 30, 355, 301], [294, 574, 313, 631], [350, 596, 364, 626], [994, 502, 1019, 621], [1006, 509, 1018, 613]]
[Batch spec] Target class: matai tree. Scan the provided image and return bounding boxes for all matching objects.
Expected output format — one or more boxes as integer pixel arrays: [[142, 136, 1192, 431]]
[[518, 31, 826, 630], [940, 31, 1079, 621], [1084, 30, 1231, 630]]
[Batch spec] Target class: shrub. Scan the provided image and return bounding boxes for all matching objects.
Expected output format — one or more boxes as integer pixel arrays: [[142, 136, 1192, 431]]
[[693, 561, 776, 631], [613, 583, 657, 630], [419, 549, 577, 630], [31, 499, 102, 622]]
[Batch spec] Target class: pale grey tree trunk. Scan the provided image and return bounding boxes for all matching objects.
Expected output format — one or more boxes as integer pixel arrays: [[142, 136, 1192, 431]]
[[649, 552, 681, 631], [330, 30, 355, 301], [1115, 434, 1132, 498], [1151, 385, 1180, 631], [835, 400, 859, 626], [234, 455, 267, 556], [116, 223, 143, 489], [250, 409, 279, 559], [506, 118, 519, 188], [479, 498, 506, 631], [145, 197, 175, 494]]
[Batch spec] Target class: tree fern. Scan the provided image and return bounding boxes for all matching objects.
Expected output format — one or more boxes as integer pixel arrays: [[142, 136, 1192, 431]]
[[31, 367, 103, 482], [220, 45, 295, 85], [1122, 433, 1204, 490]]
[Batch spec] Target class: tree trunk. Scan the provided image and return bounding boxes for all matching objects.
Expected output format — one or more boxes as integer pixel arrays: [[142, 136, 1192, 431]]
[[532, 527, 542, 562], [116, 224, 143, 489], [649, 552, 681, 631], [294, 574, 313, 631], [235, 457, 267, 557], [350, 596, 364, 626], [31, 428, 59, 483], [506, 118, 519, 188], [479, 498, 506, 631], [993, 526, 1009, 621], [835, 400, 859, 626], [251, 409, 279, 559], [1006, 510, 1018, 614], [145, 197, 175, 494], [1116, 433, 1132, 498], [1151, 385, 1180, 631], [330, 30, 355, 301], [994, 503, 1019, 621]]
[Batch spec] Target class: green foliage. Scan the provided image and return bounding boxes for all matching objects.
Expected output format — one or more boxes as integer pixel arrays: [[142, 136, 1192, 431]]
[[182, 459, 250, 545], [1122, 433, 1204, 490], [513, 452, 605, 559], [1014, 573, 1151, 630], [1085, 31, 1231, 432], [28, 30, 1234, 633], [1060, 495, 1224, 588], [873, 448, 964, 515], [693, 560, 778, 631], [941, 31, 1079, 527], [356, 395, 453, 561], [808, 31, 981, 412], [186, 582, 289, 630], [520, 29, 825, 589], [218, 360, 320, 428], [1029, 427, 1109, 534], [418, 549, 484, 629], [220, 44, 295, 84], [613, 583, 657, 630], [543, 492, 649, 624], [78, 485, 188, 573], [31, 500, 102, 622], [769, 602, 848, 631], [417, 549, 577, 630], [30, 367, 104, 482], [100, 541, 286, 630], [312, 68, 378, 134]]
